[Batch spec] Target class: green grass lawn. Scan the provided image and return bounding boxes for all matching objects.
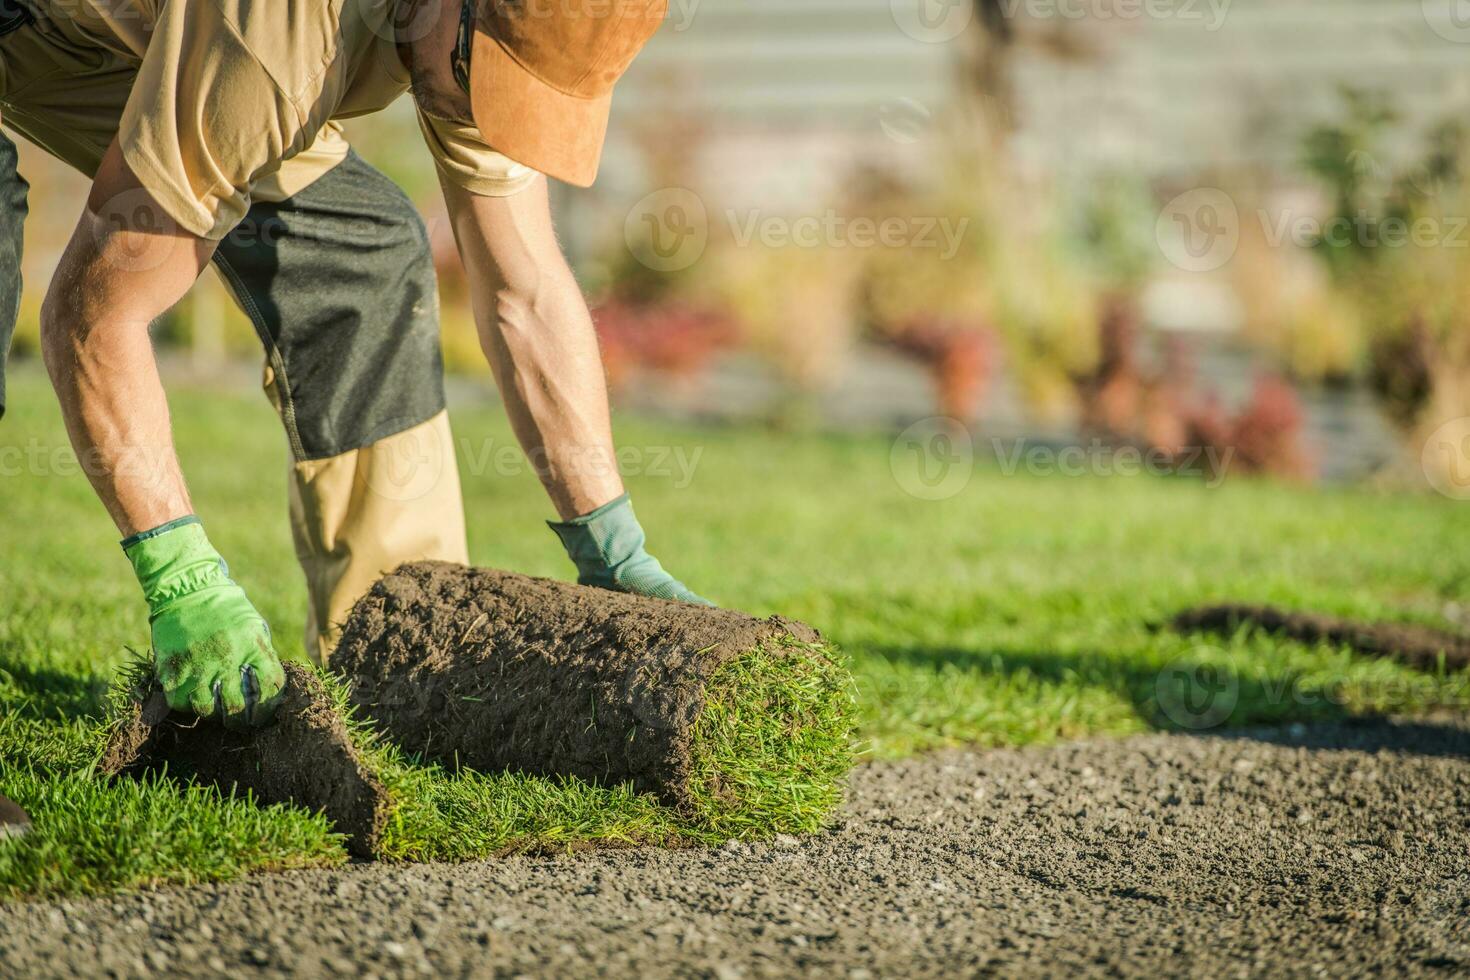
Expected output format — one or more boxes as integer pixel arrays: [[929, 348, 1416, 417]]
[[2, 365, 1467, 898]]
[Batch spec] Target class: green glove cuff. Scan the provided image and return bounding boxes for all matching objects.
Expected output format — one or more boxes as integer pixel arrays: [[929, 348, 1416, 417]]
[[122, 517, 233, 616], [548, 494, 711, 605]]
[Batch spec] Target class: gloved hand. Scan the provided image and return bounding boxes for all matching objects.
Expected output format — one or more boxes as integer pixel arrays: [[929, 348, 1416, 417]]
[[548, 493, 712, 605], [123, 517, 285, 728]]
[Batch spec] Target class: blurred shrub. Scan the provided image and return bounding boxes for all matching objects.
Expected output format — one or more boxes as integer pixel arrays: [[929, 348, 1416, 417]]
[[1229, 201, 1363, 384], [1298, 91, 1470, 450], [699, 239, 861, 401], [851, 162, 1000, 420], [1184, 375, 1313, 482], [592, 300, 736, 393]]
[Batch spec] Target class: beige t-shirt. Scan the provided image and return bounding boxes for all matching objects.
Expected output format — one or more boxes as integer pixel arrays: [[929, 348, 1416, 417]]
[[10, 0, 537, 239]]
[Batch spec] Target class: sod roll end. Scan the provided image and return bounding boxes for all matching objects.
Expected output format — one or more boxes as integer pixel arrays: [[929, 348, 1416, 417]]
[[98, 662, 392, 857], [333, 562, 856, 836]]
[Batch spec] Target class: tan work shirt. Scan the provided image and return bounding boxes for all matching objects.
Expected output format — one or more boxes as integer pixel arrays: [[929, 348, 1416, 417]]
[[0, 0, 537, 238]]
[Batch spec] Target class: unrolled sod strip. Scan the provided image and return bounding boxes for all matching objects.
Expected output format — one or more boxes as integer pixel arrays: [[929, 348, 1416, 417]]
[[99, 662, 392, 858], [332, 562, 856, 835]]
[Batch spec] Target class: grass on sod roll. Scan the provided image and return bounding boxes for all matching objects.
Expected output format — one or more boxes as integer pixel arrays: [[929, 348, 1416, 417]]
[[686, 640, 858, 837], [3, 367, 1469, 897]]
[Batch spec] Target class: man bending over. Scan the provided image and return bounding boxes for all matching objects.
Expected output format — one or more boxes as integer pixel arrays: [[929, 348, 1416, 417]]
[[0, 0, 704, 728]]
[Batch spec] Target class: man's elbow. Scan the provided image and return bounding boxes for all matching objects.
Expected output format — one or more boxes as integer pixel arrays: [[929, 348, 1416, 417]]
[[38, 286, 79, 378], [38, 277, 153, 379]]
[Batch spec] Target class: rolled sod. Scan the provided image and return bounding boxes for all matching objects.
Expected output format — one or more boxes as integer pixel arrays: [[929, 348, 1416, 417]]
[[332, 561, 856, 835], [99, 662, 392, 857]]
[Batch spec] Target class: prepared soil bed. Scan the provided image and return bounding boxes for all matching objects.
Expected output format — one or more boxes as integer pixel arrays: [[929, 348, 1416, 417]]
[[333, 562, 855, 835], [1172, 603, 1470, 671], [13, 716, 1470, 977], [98, 662, 391, 857]]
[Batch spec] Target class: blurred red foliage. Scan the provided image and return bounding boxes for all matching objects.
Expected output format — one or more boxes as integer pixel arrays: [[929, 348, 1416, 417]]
[[591, 300, 738, 392], [1210, 375, 1312, 480], [885, 318, 997, 421], [1071, 296, 1313, 480]]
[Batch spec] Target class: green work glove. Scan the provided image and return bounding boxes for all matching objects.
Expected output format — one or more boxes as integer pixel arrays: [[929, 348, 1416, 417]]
[[548, 493, 712, 605], [123, 517, 285, 728]]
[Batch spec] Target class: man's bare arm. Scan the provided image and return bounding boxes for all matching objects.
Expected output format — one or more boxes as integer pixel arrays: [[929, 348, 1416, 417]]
[[40, 141, 213, 536], [440, 174, 710, 604], [40, 140, 285, 725], [438, 174, 624, 520]]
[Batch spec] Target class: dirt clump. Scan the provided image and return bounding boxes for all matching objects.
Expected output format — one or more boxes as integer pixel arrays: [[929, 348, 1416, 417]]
[[1172, 603, 1470, 671], [98, 662, 391, 857]]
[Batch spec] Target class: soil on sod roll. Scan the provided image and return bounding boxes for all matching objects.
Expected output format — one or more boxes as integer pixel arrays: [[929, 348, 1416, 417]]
[[332, 561, 855, 834], [1173, 603, 1470, 671], [98, 662, 391, 857]]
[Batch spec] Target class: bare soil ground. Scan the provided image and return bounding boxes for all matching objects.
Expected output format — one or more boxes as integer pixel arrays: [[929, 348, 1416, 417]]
[[5, 716, 1469, 979]]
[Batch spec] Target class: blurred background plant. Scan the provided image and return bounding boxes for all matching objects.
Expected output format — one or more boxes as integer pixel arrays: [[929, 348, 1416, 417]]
[[6, 0, 1466, 491], [1292, 90, 1470, 484], [849, 151, 1001, 421]]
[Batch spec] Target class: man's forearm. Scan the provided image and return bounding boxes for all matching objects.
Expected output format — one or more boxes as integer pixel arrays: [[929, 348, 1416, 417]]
[[42, 288, 190, 536], [441, 176, 623, 519], [41, 144, 214, 536]]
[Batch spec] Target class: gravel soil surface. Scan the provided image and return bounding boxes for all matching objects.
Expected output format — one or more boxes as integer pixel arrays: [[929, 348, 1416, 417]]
[[5, 717, 1469, 978]]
